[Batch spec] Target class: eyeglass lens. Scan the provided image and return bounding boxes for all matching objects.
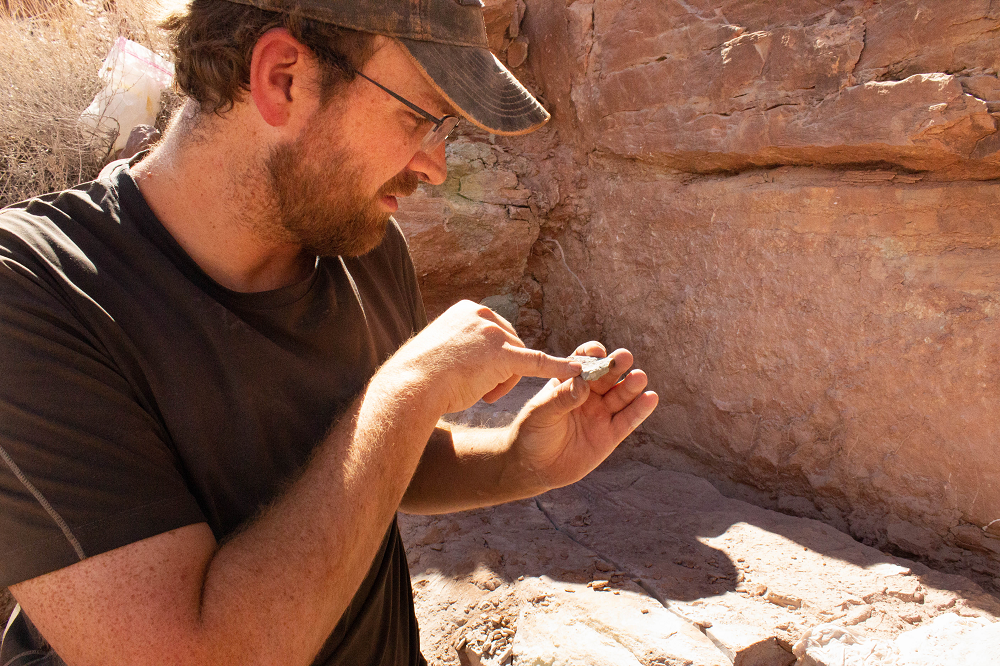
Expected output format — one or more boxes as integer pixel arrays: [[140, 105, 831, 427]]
[[421, 116, 460, 152]]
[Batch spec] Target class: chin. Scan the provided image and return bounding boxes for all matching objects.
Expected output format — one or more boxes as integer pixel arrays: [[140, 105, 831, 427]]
[[305, 216, 391, 258]]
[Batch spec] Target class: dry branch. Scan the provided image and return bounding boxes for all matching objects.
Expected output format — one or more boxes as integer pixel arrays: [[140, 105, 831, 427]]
[[0, 0, 170, 207]]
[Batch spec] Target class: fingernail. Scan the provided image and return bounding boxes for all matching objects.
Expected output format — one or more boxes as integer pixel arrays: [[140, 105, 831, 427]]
[[570, 377, 581, 400]]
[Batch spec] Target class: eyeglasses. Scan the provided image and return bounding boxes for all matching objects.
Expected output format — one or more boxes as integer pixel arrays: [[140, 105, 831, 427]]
[[353, 69, 460, 153]]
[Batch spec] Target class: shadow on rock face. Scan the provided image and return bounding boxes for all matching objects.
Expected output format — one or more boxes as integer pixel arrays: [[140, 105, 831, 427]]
[[423, 375, 740, 602], [534, 460, 741, 603]]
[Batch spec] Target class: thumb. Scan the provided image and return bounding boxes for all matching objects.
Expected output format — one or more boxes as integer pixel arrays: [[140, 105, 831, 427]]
[[529, 376, 589, 426]]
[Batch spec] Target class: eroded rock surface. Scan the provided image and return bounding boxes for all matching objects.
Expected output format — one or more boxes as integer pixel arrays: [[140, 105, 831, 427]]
[[534, 166, 1000, 581], [405, 382, 1000, 666], [530, 0, 1000, 177], [398, 138, 542, 321], [794, 613, 1000, 665], [394, 0, 1000, 586]]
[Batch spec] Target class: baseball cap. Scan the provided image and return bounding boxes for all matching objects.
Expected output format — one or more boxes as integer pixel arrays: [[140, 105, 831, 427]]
[[224, 0, 550, 135]]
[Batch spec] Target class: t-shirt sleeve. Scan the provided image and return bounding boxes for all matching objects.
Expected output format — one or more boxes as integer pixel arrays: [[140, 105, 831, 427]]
[[0, 236, 206, 589]]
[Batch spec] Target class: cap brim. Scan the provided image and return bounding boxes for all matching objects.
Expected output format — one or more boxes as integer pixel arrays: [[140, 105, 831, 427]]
[[397, 38, 550, 136]]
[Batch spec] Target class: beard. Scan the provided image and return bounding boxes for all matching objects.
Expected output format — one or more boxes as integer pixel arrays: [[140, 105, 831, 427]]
[[263, 109, 419, 258]]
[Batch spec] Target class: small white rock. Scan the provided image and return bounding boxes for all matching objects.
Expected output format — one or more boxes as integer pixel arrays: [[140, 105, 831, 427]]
[[577, 356, 614, 381]]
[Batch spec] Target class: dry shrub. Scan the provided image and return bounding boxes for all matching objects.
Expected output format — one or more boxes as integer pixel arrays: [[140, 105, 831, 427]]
[[0, 0, 171, 208]]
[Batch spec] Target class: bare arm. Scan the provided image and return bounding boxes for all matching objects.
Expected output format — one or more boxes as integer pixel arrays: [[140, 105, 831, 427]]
[[10, 301, 581, 666], [401, 422, 523, 513], [400, 344, 659, 515]]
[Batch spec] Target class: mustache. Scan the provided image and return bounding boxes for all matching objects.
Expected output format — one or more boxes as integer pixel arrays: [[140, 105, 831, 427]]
[[378, 170, 420, 198]]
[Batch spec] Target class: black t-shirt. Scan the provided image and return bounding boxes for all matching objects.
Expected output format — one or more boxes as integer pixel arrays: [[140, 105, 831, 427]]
[[0, 161, 428, 665]]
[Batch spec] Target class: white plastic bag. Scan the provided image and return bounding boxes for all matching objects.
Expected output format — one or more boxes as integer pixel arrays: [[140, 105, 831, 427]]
[[80, 37, 174, 152]]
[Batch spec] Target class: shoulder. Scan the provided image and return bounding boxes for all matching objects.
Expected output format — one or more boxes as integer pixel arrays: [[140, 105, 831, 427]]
[[2, 168, 120, 227], [0, 174, 121, 268], [0, 167, 162, 356]]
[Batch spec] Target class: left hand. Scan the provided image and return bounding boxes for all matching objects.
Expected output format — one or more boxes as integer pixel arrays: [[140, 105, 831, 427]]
[[505, 342, 659, 492]]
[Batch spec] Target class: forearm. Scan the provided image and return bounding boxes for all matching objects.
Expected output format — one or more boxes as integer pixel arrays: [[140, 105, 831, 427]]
[[16, 364, 443, 666], [196, 366, 439, 664], [400, 420, 548, 514], [13, 301, 582, 666]]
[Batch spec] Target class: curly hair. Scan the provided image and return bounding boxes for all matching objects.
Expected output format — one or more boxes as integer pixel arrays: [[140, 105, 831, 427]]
[[162, 0, 378, 115]]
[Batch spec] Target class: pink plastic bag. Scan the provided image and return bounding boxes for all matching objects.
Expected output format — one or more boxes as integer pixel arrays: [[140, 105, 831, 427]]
[[80, 37, 174, 152]]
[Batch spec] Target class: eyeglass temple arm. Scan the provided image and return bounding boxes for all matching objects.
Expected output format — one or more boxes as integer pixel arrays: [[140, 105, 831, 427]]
[[352, 69, 445, 128]]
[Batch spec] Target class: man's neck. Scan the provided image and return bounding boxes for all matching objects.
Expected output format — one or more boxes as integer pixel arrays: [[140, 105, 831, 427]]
[[130, 102, 315, 293]]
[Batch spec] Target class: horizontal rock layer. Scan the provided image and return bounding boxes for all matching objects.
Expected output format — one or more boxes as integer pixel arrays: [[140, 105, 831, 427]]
[[530, 0, 1000, 177]]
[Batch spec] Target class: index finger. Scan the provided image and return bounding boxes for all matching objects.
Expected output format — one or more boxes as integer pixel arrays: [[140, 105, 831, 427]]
[[505, 344, 583, 382]]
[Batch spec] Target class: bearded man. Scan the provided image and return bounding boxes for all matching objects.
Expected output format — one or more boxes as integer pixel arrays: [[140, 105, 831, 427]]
[[0, 1, 658, 664]]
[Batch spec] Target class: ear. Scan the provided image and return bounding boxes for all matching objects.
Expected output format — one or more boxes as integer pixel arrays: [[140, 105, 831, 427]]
[[249, 28, 308, 127]]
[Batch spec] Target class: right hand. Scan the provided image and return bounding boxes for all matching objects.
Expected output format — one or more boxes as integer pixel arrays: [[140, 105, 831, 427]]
[[382, 300, 582, 415]]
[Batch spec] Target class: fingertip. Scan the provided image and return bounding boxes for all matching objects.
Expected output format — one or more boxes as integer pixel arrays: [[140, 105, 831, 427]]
[[609, 348, 634, 368], [628, 368, 649, 387], [521, 348, 579, 381], [610, 390, 660, 441]]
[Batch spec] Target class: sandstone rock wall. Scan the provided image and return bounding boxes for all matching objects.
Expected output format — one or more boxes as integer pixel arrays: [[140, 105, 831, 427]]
[[394, 0, 1000, 585]]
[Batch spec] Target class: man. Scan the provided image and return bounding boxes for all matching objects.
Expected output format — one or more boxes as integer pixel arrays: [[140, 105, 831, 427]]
[[0, 0, 658, 663]]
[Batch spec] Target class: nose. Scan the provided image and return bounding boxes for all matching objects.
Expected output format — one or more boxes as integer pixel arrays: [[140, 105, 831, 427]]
[[407, 141, 448, 185]]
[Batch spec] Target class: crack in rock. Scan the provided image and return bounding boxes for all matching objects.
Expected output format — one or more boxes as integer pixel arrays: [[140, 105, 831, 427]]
[[530, 494, 728, 654]]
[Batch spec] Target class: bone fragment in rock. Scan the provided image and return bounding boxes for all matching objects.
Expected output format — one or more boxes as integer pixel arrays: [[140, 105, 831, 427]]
[[576, 355, 614, 382]]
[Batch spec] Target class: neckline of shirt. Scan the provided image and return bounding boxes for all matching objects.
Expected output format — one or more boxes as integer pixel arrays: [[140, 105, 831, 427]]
[[110, 159, 324, 312]]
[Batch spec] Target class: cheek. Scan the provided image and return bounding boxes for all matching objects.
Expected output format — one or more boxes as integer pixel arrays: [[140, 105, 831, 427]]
[[368, 149, 421, 192], [379, 128, 422, 164], [326, 116, 420, 187]]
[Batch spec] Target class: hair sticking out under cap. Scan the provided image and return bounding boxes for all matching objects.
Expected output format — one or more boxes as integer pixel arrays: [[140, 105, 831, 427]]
[[162, 0, 377, 115]]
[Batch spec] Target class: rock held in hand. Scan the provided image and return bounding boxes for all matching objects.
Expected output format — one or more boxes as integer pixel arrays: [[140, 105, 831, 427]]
[[577, 355, 614, 382]]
